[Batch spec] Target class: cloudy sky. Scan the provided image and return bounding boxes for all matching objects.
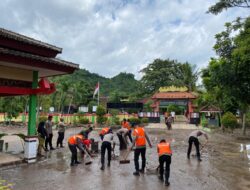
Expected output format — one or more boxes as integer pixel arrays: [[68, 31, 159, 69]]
[[0, 0, 248, 79]]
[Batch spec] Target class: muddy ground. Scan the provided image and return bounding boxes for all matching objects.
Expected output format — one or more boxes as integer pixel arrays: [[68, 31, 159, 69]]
[[0, 126, 250, 190]]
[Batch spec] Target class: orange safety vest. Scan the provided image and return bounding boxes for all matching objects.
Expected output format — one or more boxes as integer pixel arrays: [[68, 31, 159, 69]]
[[122, 121, 131, 131], [68, 135, 84, 145], [133, 127, 146, 147], [99, 127, 109, 136], [157, 142, 172, 156]]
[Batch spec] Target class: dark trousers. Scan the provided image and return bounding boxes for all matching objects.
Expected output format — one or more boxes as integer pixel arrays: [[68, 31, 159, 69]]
[[117, 134, 127, 150], [57, 132, 65, 147], [128, 130, 133, 143], [45, 134, 53, 149], [159, 155, 171, 182], [101, 141, 112, 166], [68, 144, 78, 164], [134, 148, 146, 172], [187, 136, 200, 158]]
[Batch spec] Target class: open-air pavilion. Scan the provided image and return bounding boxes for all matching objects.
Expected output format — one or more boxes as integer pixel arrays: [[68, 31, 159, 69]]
[[0, 28, 79, 162]]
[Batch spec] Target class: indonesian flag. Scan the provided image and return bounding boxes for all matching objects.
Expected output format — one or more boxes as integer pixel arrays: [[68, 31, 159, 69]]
[[93, 82, 99, 98]]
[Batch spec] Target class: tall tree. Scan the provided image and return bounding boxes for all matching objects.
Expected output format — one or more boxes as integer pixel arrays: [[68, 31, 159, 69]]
[[204, 18, 250, 134], [140, 59, 198, 94], [208, 0, 250, 15]]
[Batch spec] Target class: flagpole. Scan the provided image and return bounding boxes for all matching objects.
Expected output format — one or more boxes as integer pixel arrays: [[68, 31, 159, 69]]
[[98, 81, 100, 106]]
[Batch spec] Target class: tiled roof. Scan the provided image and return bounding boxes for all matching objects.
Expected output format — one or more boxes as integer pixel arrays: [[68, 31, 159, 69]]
[[200, 105, 221, 112], [0, 47, 79, 69], [0, 28, 62, 53], [152, 92, 196, 99]]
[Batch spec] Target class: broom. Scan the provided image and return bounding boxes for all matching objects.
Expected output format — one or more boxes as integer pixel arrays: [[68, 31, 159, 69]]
[[82, 148, 93, 165], [120, 149, 131, 164]]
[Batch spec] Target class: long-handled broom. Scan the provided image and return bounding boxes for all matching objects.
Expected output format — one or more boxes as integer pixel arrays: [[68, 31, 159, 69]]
[[82, 148, 93, 165], [120, 149, 131, 164]]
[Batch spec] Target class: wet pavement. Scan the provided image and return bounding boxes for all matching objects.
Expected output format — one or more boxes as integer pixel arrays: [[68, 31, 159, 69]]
[[0, 125, 250, 190]]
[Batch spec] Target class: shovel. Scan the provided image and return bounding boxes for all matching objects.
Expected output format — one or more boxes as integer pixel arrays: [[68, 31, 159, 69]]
[[119, 149, 131, 164]]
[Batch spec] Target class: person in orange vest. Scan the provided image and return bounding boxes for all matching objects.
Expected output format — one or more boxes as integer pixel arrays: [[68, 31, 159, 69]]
[[131, 121, 152, 176], [157, 139, 172, 186], [121, 119, 132, 142], [68, 133, 91, 166], [99, 127, 110, 140]]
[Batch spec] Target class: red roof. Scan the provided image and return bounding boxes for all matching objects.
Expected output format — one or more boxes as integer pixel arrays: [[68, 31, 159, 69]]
[[152, 92, 196, 99]]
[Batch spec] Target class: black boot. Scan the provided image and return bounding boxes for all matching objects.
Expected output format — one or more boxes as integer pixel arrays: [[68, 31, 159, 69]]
[[100, 165, 104, 170], [165, 181, 170, 186], [158, 176, 164, 181], [133, 171, 140, 176]]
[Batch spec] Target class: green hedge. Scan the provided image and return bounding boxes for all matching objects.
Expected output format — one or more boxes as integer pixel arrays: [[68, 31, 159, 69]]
[[129, 117, 140, 126], [141, 117, 149, 124], [222, 112, 237, 131], [79, 117, 89, 124]]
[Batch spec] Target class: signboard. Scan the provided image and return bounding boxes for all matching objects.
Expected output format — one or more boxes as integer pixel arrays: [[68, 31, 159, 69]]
[[49, 107, 54, 113], [79, 106, 88, 113], [159, 100, 188, 107], [159, 86, 188, 92], [92, 106, 97, 112]]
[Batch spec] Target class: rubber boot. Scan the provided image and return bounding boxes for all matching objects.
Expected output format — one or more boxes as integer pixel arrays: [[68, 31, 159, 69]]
[[100, 165, 104, 170]]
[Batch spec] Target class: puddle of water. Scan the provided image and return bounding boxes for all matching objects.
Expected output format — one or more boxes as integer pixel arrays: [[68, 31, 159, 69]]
[[246, 144, 250, 160], [240, 143, 250, 172]]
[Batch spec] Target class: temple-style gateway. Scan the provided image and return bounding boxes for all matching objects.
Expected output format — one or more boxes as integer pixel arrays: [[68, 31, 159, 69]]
[[150, 86, 197, 118], [0, 28, 79, 162]]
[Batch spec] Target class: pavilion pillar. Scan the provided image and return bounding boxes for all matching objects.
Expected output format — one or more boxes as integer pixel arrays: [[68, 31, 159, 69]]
[[24, 71, 38, 163]]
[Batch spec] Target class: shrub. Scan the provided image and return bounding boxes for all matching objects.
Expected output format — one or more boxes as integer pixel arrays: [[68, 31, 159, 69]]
[[38, 116, 47, 122], [167, 104, 182, 114], [141, 117, 149, 124], [201, 119, 208, 127], [114, 117, 121, 125], [221, 112, 237, 132], [97, 116, 107, 125], [79, 117, 89, 124], [96, 105, 106, 117], [129, 117, 140, 126]]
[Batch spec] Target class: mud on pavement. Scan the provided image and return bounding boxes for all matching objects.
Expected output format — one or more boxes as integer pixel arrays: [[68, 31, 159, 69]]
[[0, 127, 250, 190]]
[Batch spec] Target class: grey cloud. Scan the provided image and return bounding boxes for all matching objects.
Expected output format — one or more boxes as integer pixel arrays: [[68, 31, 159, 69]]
[[0, 0, 248, 78]]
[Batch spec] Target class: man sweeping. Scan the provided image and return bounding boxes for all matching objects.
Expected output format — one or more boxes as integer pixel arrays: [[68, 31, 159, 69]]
[[122, 119, 132, 143], [100, 128, 114, 170], [131, 122, 152, 176], [117, 127, 129, 150], [157, 139, 172, 186], [68, 133, 92, 166], [187, 130, 208, 161]]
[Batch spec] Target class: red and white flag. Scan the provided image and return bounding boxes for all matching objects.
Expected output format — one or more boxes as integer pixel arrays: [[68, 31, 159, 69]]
[[93, 82, 99, 98]]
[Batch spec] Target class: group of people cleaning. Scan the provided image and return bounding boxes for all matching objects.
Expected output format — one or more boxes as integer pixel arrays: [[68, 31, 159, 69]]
[[37, 116, 208, 187]]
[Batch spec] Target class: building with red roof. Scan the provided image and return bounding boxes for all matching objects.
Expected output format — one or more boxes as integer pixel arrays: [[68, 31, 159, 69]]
[[150, 86, 197, 118]]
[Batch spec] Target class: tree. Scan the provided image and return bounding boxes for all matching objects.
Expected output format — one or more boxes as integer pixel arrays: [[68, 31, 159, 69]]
[[140, 59, 198, 94], [208, 0, 250, 15], [203, 18, 250, 135], [96, 105, 107, 125], [177, 63, 199, 91]]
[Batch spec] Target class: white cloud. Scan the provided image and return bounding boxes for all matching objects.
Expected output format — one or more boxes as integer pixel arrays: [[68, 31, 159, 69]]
[[0, 0, 248, 78]]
